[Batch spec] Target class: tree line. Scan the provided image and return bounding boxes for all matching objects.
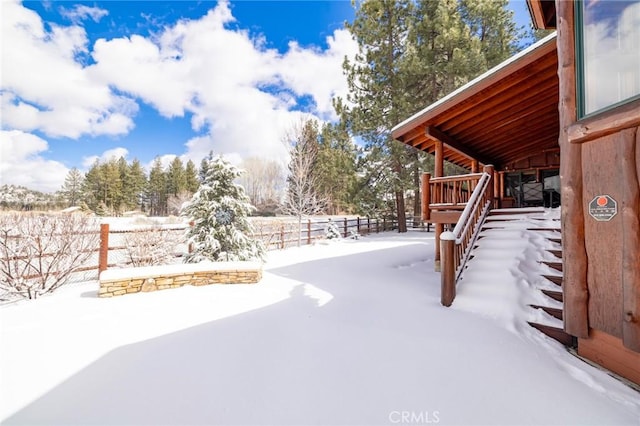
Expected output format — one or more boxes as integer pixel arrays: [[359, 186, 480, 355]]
[[333, 0, 538, 231]]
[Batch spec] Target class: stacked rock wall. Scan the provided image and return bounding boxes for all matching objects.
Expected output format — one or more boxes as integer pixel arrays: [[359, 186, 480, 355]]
[[99, 262, 262, 297]]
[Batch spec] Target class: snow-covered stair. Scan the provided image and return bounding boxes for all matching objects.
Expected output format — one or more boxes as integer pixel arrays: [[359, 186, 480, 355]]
[[456, 207, 573, 347]]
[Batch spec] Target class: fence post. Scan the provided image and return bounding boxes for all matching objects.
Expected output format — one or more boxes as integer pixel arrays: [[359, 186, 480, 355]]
[[99, 223, 109, 273], [383, 217, 386, 232], [440, 231, 456, 307], [280, 224, 285, 249], [188, 220, 194, 253], [307, 219, 312, 245], [343, 218, 348, 237], [357, 217, 360, 234], [367, 217, 371, 234]]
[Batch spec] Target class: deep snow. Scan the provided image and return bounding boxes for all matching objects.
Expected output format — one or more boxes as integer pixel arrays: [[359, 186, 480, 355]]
[[1, 209, 639, 425]]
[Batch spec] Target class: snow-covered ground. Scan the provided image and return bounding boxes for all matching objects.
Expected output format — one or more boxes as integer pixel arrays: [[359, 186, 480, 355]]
[[1, 209, 639, 425]]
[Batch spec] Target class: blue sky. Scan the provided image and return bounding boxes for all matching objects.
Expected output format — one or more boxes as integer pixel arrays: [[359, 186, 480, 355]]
[[1, 0, 534, 192]]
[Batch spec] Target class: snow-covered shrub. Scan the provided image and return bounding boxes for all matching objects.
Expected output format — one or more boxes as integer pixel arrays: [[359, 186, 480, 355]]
[[182, 155, 265, 262], [0, 212, 100, 300], [325, 219, 341, 239], [122, 226, 182, 267]]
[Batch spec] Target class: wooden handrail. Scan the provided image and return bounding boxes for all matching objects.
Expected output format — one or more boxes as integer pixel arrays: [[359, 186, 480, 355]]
[[440, 165, 494, 306], [422, 173, 485, 220]]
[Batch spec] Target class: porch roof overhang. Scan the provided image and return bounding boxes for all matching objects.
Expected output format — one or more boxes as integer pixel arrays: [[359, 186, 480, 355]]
[[391, 33, 559, 171], [527, 0, 557, 30]]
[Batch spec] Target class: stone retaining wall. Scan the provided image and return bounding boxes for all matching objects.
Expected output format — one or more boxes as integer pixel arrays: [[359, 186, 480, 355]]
[[98, 261, 262, 298]]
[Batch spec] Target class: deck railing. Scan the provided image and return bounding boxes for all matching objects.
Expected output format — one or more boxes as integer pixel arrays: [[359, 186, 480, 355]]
[[439, 166, 494, 306], [422, 173, 485, 220]]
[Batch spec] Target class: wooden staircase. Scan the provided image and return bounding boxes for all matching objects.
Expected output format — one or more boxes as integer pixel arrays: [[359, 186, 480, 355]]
[[481, 208, 575, 347]]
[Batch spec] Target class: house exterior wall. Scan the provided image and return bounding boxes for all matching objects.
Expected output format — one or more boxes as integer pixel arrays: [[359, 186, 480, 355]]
[[557, 0, 640, 384]]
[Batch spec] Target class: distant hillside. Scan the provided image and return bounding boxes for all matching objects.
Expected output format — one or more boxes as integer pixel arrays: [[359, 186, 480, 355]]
[[0, 185, 64, 210]]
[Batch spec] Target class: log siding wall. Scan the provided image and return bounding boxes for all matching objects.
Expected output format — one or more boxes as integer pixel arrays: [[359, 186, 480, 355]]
[[557, 0, 640, 355]]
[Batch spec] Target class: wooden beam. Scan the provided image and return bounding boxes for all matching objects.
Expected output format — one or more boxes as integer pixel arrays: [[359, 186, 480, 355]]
[[527, 0, 548, 30], [568, 98, 640, 144], [426, 126, 494, 167], [558, 0, 589, 339]]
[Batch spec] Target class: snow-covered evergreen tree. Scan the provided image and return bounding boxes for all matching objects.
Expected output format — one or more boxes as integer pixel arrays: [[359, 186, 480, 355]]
[[325, 218, 341, 240], [182, 155, 265, 262]]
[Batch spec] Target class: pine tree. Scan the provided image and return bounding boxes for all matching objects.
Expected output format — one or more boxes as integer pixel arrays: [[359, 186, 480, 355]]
[[61, 168, 83, 207], [316, 123, 358, 215], [325, 218, 341, 240], [147, 157, 167, 216], [125, 159, 147, 211], [167, 157, 186, 197], [185, 160, 200, 193], [82, 160, 102, 212], [336, 0, 414, 232], [182, 155, 265, 262]]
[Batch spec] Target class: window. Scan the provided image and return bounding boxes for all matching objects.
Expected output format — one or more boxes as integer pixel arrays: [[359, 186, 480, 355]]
[[577, 0, 640, 117]]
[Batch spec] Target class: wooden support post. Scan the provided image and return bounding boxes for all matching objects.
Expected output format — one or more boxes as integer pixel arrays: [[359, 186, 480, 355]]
[[307, 220, 312, 245], [484, 164, 495, 208], [435, 140, 444, 178], [99, 223, 109, 273], [499, 172, 505, 208], [558, 0, 589, 339], [434, 141, 444, 271], [471, 160, 479, 173], [357, 217, 361, 234], [421, 173, 431, 221], [621, 130, 640, 351], [440, 231, 456, 306], [343, 218, 348, 237], [382, 218, 386, 232], [434, 223, 443, 272], [367, 217, 371, 234]]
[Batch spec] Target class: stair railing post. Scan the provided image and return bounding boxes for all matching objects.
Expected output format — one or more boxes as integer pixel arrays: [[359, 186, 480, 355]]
[[440, 231, 456, 307]]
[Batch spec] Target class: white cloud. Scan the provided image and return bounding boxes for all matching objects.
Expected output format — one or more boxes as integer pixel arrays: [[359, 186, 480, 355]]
[[0, 130, 69, 193], [0, 0, 358, 186], [82, 147, 130, 168], [59, 4, 108, 23], [0, 0, 137, 139], [89, 0, 358, 162]]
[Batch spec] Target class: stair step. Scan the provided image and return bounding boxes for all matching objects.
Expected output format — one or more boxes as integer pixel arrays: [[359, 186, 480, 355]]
[[527, 227, 561, 232], [542, 275, 563, 287], [548, 237, 562, 244], [542, 289, 563, 302], [489, 208, 545, 215], [542, 261, 563, 272], [546, 249, 562, 258], [527, 322, 574, 346], [529, 305, 563, 320]]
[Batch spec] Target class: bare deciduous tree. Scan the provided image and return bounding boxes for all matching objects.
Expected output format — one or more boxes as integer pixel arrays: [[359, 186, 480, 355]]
[[122, 226, 183, 267], [167, 191, 194, 216], [282, 119, 327, 246], [239, 157, 284, 210], [0, 212, 100, 300]]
